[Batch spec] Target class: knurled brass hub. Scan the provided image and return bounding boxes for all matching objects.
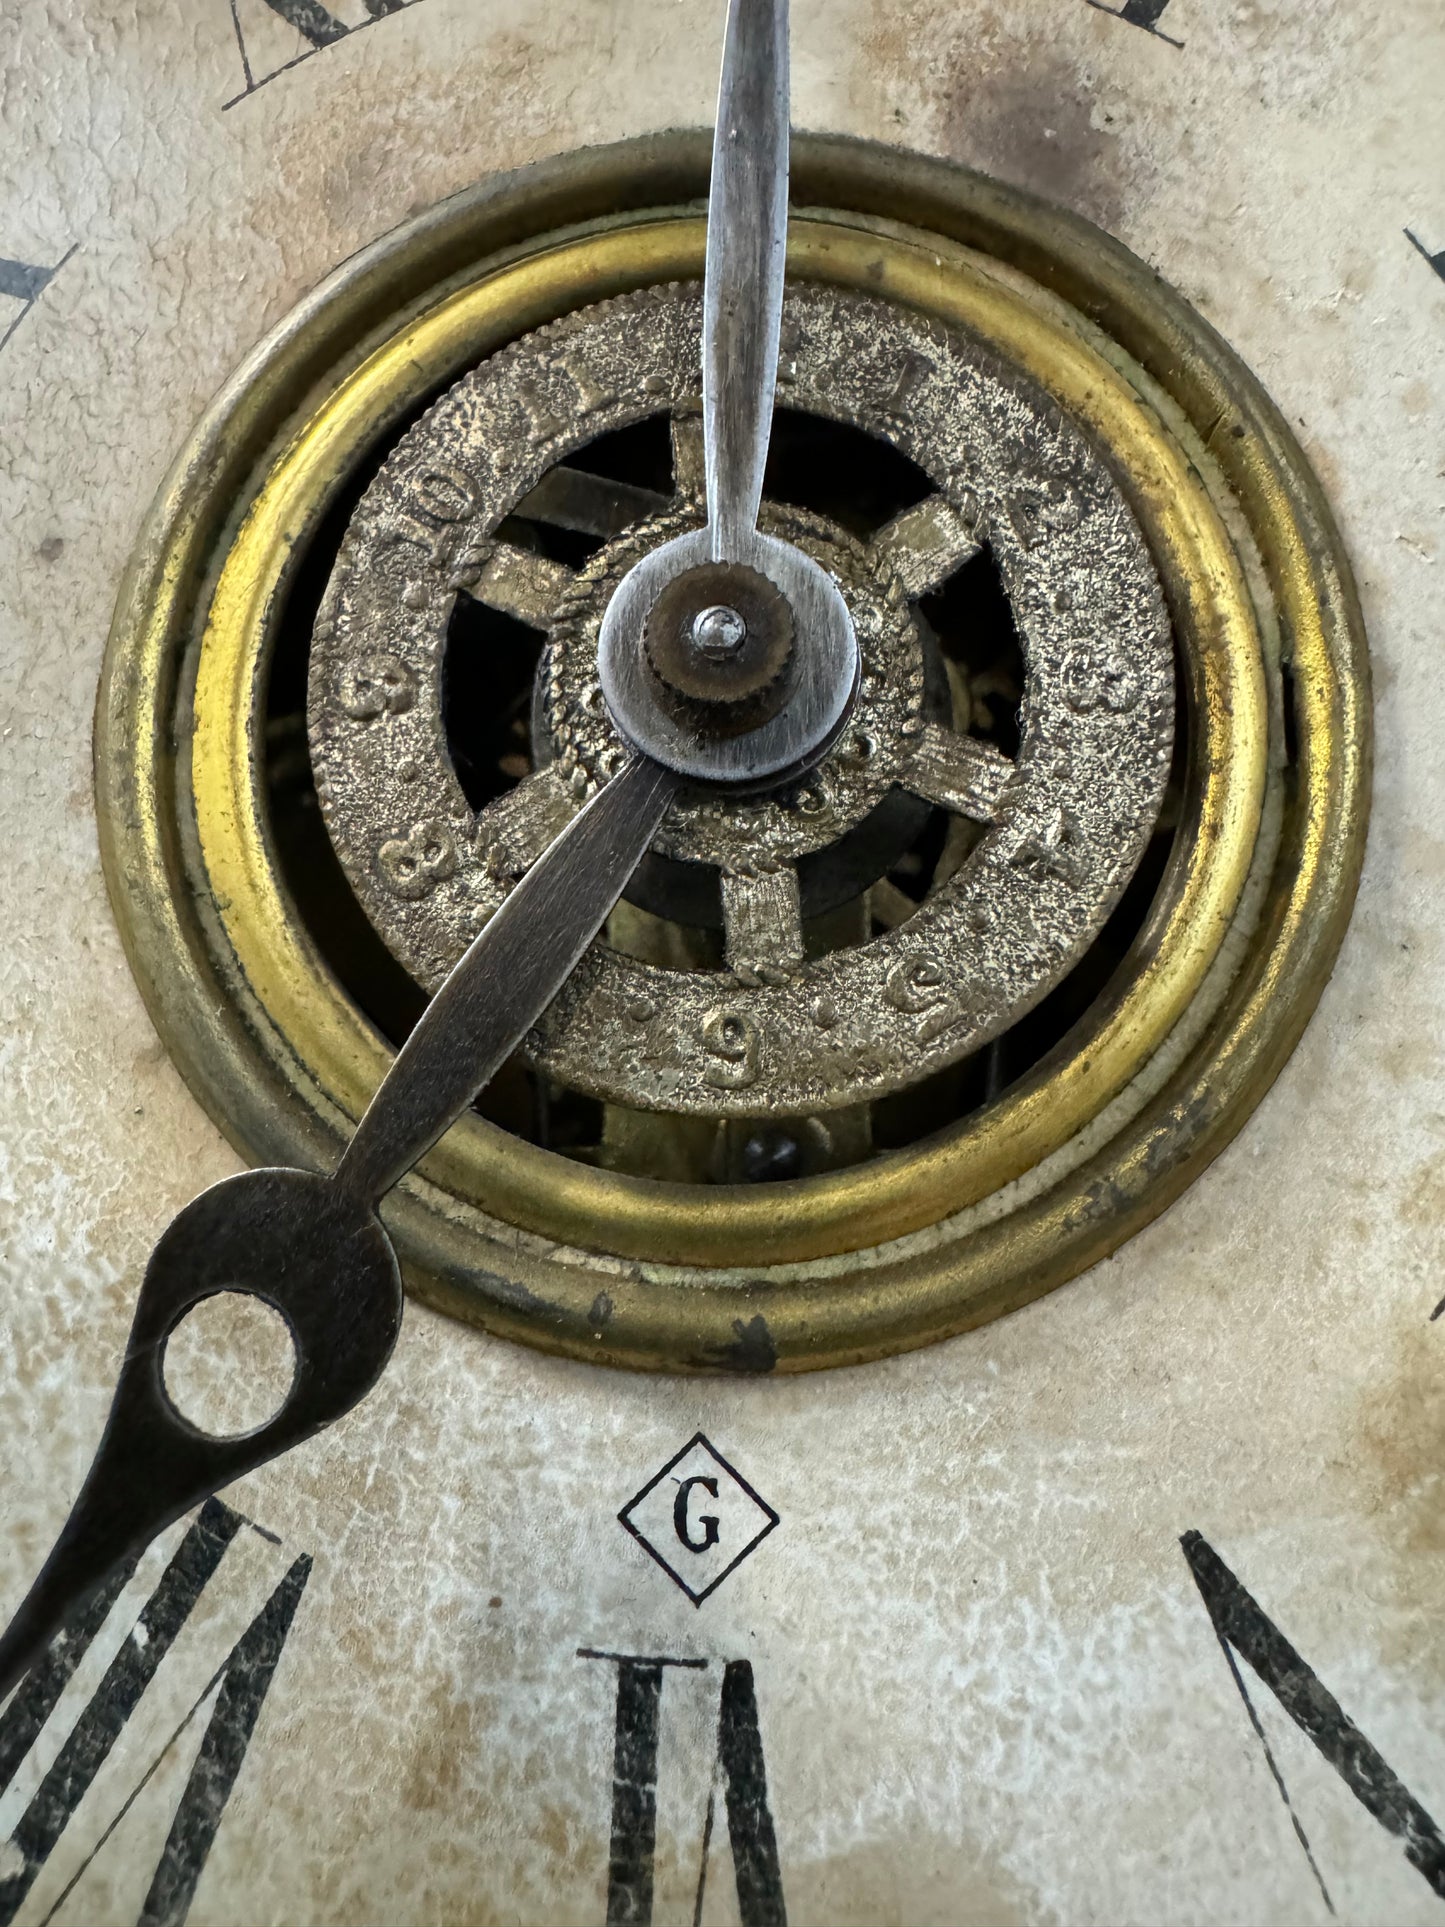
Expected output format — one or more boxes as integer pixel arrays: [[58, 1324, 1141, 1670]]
[[643, 561, 796, 734]]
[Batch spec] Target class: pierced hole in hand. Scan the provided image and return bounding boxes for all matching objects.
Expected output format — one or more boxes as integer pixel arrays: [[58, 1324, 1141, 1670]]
[[162, 1292, 297, 1438]]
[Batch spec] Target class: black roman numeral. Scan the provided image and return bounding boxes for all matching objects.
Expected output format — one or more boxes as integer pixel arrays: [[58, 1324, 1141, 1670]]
[[1182, 1530, 1445, 1910], [0, 1498, 310, 1927], [1408, 229, 1445, 287], [0, 246, 76, 356], [579, 1648, 786, 1927], [1083, 0, 1184, 47], [711, 1661, 785, 1927], [136, 1554, 310, 1927], [224, 0, 425, 109]]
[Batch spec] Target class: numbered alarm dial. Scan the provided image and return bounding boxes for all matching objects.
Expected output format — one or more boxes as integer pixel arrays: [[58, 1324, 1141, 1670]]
[[0, 2, 1439, 1924], [309, 279, 1174, 1113]]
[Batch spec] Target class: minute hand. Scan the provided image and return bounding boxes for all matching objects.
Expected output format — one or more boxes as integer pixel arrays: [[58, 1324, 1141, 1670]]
[[703, 0, 790, 561]]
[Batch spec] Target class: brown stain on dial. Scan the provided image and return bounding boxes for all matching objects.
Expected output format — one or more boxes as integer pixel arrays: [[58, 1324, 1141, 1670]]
[[1353, 1310, 1445, 1679], [940, 58, 1131, 237], [855, 6, 1137, 237], [1400, 1144, 1445, 1235], [787, 1833, 1034, 1927]]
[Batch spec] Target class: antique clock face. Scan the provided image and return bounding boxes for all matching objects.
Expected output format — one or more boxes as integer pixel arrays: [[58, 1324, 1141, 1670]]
[[1, 1, 1441, 1922]]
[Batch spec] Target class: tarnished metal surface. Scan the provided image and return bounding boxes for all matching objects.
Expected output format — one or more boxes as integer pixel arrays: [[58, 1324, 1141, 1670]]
[[332, 754, 681, 1201], [596, 512, 860, 784], [311, 281, 1173, 1115], [99, 180, 1278, 1294], [591, 1, 866, 787], [562, 496, 930, 869]]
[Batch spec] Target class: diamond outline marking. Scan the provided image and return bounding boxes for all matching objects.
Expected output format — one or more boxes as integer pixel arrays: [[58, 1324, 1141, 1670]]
[[618, 1432, 781, 1606]]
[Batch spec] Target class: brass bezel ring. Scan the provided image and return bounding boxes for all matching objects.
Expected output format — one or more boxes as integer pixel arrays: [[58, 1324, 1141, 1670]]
[[96, 134, 1369, 1373]]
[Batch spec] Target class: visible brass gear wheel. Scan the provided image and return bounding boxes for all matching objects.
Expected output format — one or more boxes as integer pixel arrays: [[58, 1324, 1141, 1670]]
[[96, 134, 1369, 1373]]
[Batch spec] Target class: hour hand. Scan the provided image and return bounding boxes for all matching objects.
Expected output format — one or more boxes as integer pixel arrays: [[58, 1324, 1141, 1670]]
[[0, 756, 678, 1704]]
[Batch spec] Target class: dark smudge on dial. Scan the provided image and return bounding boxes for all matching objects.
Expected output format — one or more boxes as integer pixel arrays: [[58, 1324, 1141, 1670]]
[[941, 60, 1131, 239], [853, 9, 1141, 241]]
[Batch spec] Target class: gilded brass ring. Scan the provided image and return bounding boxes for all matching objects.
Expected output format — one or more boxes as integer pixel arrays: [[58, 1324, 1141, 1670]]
[[96, 134, 1369, 1372]]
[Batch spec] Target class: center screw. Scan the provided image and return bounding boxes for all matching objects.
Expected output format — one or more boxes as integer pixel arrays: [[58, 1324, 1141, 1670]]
[[688, 604, 748, 661]]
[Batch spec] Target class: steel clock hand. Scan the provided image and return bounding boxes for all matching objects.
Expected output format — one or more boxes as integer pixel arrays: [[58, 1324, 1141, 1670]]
[[596, 0, 857, 787], [0, 755, 678, 1704], [333, 755, 677, 1207], [703, 0, 790, 560]]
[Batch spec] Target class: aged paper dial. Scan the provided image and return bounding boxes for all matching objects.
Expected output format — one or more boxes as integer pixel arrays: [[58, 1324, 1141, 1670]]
[[0, 1, 1441, 1923]]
